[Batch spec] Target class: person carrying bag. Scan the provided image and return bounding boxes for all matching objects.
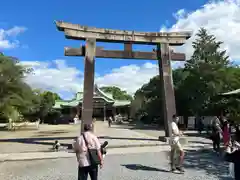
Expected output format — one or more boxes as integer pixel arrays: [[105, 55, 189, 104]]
[[73, 124, 103, 180], [82, 133, 101, 166]]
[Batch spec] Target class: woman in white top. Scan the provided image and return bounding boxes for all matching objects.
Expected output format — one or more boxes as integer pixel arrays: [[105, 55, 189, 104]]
[[170, 115, 184, 173], [73, 124, 103, 180]]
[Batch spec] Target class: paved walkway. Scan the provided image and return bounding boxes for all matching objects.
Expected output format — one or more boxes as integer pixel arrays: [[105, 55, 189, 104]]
[[0, 137, 212, 162], [0, 142, 212, 162], [0, 151, 228, 180], [0, 121, 213, 162], [0, 122, 167, 153]]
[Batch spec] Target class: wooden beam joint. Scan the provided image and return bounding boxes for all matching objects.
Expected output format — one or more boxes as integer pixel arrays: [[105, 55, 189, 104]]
[[55, 21, 192, 46], [64, 46, 186, 61], [124, 43, 133, 58]]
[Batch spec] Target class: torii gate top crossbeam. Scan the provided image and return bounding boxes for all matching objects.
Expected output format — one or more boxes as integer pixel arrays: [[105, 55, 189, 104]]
[[55, 21, 192, 46]]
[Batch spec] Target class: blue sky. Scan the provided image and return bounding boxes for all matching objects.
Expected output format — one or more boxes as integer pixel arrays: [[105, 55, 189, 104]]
[[1, 0, 239, 99], [1, 0, 206, 69]]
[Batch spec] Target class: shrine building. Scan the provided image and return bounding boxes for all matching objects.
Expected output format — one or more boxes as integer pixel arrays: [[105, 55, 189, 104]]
[[53, 85, 131, 122]]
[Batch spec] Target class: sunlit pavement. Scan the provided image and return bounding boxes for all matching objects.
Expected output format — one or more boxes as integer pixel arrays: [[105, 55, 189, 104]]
[[0, 150, 230, 180]]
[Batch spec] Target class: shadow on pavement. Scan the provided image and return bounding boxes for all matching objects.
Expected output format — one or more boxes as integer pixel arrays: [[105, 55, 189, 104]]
[[0, 136, 75, 142], [32, 130, 70, 137], [183, 131, 210, 138], [0, 136, 158, 143], [184, 149, 229, 179], [98, 136, 158, 141], [0, 135, 159, 152], [114, 123, 162, 131], [0, 136, 75, 151], [188, 140, 212, 145], [121, 164, 169, 172]]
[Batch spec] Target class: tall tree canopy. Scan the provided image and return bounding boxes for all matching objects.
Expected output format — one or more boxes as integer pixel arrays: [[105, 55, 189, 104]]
[[177, 28, 232, 115], [133, 28, 240, 124], [0, 53, 62, 123], [0, 54, 39, 121], [100, 86, 133, 101]]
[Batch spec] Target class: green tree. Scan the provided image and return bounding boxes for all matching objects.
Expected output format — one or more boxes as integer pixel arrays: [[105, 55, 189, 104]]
[[0, 53, 63, 124], [0, 54, 38, 122], [34, 90, 62, 123], [133, 28, 240, 124], [100, 86, 133, 101], [178, 28, 231, 115], [133, 76, 163, 124]]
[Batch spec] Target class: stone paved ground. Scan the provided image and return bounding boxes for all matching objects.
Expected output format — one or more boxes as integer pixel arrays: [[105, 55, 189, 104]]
[[115, 124, 213, 149], [0, 150, 230, 180], [0, 121, 212, 154], [0, 122, 165, 153]]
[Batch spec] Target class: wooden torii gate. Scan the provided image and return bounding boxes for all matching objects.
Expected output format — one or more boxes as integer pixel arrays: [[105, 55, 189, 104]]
[[55, 21, 191, 137]]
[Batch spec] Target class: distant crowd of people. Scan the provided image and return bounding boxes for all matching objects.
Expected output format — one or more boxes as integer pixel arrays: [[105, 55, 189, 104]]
[[171, 115, 240, 179], [196, 116, 240, 152], [197, 116, 240, 179]]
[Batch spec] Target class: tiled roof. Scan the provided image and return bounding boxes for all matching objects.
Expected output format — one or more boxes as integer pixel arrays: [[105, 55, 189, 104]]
[[53, 85, 130, 108]]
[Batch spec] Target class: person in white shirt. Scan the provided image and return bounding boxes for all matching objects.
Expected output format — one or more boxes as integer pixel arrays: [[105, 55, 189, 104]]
[[170, 115, 185, 173]]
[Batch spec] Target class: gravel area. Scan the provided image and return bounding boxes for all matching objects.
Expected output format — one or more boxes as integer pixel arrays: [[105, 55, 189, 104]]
[[0, 150, 230, 180]]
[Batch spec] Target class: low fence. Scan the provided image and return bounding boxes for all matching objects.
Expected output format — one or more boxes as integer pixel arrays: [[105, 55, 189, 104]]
[[7, 120, 40, 130]]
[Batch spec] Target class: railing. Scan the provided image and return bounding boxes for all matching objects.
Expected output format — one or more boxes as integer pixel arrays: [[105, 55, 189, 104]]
[[8, 120, 40, 130]]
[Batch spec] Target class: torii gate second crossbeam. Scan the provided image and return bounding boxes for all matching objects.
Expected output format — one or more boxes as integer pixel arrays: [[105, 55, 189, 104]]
[[55, 21, 192, 137]]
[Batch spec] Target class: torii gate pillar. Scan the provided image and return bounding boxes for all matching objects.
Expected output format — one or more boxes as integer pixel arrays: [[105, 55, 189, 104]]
[[81, 38, 96, 132], [157, 43, 175, 137]]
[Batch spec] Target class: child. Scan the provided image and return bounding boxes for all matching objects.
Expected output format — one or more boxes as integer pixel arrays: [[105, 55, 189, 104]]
[[53, 140, 61, 151]]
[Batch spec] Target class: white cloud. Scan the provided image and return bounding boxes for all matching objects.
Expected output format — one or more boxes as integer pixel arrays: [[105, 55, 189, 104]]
[[0, 26, 26, 49], [161, 0, 240, 60], [20, 60, 84, 98], [21, 0, 240, 97], [21, 60, 161, 97], [95, 62, 159, 94]]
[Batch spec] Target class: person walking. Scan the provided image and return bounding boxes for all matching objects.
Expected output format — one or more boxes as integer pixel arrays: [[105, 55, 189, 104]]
[[108, 116, 113, 127], [198, 117, 204, 134], [235, 125, 240, 143], [170, 115, 185, 173], [73, 124, 103, 180], [222, 120, 231, 148], [211, 116, 222, 152]]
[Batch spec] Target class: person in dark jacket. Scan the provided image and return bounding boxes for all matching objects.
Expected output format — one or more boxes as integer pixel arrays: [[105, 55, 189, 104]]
[[235, 125, 240, 142], [225, 144, 240, 180], [198, 117, 204, 134]]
